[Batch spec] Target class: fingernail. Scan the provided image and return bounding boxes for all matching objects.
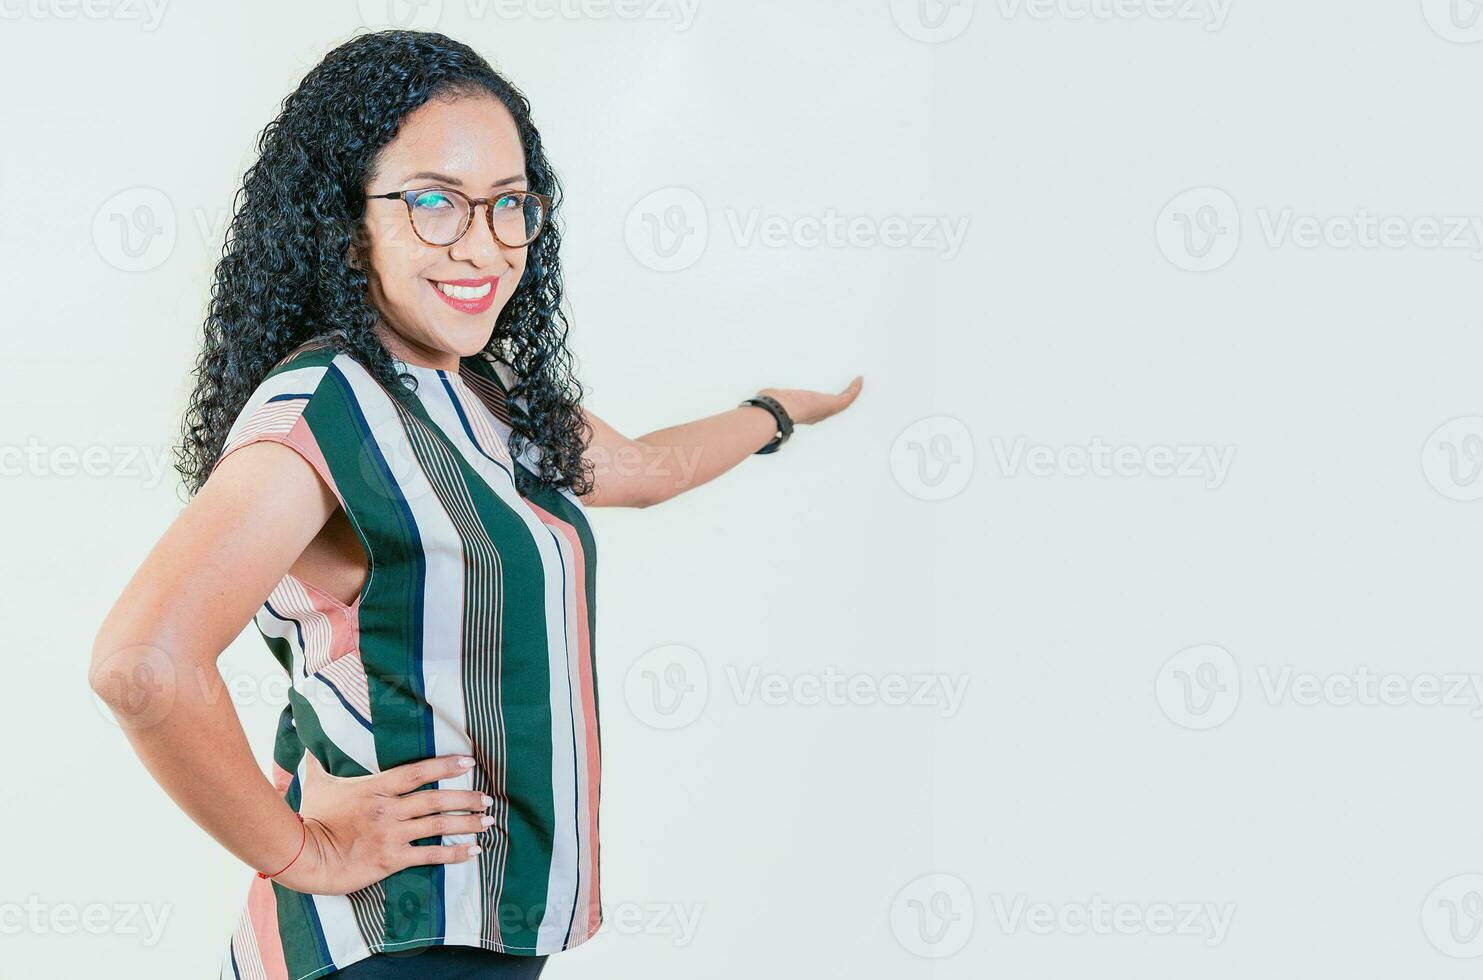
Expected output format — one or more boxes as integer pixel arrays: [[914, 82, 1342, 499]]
[[481, 795, 494, 807], [469, 845, 483, 855], [481, 816, 495, 827], [458, 757, 476, 768]]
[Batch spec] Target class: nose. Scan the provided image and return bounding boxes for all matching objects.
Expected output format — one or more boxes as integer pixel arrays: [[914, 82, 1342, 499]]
[[447, 201, 505, 266]]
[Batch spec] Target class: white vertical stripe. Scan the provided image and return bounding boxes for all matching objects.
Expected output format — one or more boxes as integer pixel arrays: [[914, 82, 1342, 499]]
[[231, 906, 266, 980], [337, 359, 483, 944], [415, 370, 582, 948], [551, 524, 593, 939]]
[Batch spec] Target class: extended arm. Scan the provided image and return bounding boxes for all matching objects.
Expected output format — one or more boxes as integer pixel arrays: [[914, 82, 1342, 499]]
[[578, 376, 864, 508]]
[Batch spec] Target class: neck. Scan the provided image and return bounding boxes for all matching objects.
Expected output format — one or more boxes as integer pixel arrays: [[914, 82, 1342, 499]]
[[375, 323, 459, 372]]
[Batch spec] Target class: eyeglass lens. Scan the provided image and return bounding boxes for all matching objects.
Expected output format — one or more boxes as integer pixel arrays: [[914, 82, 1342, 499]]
[[408, 188, 544, 246]]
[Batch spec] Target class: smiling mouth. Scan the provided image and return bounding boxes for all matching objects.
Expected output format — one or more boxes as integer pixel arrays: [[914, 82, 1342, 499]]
[[433, 279, 494, 300], [428, 276, 499, 313]]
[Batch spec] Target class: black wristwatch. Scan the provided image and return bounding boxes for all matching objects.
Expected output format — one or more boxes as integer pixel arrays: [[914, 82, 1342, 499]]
[[739, 394, 794, 454]]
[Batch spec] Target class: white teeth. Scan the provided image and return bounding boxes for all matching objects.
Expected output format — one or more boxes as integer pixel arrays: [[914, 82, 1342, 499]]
[[435, 281, 492, 300]]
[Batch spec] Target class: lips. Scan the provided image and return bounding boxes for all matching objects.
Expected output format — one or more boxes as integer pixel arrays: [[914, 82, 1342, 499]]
[[428, 276, 499, 314]]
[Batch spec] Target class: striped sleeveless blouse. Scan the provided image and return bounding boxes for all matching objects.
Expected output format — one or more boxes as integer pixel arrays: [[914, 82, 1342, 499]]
[[211, 337, 601, 979]]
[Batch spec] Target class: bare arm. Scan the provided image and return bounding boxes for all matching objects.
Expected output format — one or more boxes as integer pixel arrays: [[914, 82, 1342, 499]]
[[90, 442, 340, 875], [578, 376, 864, 508], [90, 442, 487, 894]]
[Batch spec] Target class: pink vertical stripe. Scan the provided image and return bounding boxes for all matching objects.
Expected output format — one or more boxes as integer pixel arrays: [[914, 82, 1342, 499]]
[[525, 498, 601, 938], [246, 876, 289, 980]]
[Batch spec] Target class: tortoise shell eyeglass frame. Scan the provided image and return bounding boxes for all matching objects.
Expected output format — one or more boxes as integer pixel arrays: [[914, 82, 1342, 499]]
[[364, 186, 554, 249]]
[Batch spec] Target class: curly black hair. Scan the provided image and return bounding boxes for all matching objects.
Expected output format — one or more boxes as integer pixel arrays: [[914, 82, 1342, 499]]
[[175, 29, 592, 500]]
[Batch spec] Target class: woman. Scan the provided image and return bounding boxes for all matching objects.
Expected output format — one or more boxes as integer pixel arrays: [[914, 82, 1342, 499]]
[[89, 29, 861, 980]]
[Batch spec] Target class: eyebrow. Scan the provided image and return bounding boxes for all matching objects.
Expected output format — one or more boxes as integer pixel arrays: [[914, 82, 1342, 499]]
[[402, 171, 528, 189]]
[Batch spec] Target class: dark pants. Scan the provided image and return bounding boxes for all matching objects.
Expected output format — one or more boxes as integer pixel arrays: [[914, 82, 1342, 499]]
[[332, 945, 548, 979]]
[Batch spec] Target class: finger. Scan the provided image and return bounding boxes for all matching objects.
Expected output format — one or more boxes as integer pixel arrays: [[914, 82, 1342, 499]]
[[398, 842, 483, 868], [380, 755, 477, 796], [828, 377, 862, 413], [394, 789, 494, 819], [401, 812, 495, 841]]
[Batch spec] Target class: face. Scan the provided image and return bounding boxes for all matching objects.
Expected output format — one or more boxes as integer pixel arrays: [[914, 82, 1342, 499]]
[[357, 94, 533, 371]]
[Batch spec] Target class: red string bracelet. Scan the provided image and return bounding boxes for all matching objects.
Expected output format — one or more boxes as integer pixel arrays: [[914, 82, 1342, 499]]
[[257, 813, 307, 880]]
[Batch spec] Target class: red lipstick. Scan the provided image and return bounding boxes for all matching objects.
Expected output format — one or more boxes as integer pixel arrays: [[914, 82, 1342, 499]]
[[428, 276, 499, 314]]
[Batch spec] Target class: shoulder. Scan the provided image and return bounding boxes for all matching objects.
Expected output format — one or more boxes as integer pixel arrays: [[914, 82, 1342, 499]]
[[215, 339, 365, 476]]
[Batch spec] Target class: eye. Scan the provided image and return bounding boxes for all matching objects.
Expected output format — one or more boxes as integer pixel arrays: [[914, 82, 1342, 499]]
[[411, 189, 456, 210], [492, 194, 523, 211]]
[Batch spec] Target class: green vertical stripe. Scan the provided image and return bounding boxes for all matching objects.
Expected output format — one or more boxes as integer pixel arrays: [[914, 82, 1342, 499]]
[[307, 370, 444, 948]]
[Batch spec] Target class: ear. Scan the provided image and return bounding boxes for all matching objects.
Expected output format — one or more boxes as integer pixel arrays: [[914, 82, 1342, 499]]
[[346, 221, 371, 272]]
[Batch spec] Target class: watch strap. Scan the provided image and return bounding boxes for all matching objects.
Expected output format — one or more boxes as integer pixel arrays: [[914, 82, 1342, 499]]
[[739, 394, 793, 454]]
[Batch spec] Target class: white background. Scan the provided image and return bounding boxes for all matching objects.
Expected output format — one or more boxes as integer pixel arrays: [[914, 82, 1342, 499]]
[[4, 0, 1483, 976]]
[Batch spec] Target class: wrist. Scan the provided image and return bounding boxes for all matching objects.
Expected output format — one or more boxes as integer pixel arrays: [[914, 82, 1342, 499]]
[[739, 393, 793, 455], [756, 389, 797, 420], [269, 817, 325, 892], [255, 810, 308, 883]]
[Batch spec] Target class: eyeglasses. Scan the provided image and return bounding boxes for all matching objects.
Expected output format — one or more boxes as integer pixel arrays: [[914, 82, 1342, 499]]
[[365, 186, 552, 248]]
